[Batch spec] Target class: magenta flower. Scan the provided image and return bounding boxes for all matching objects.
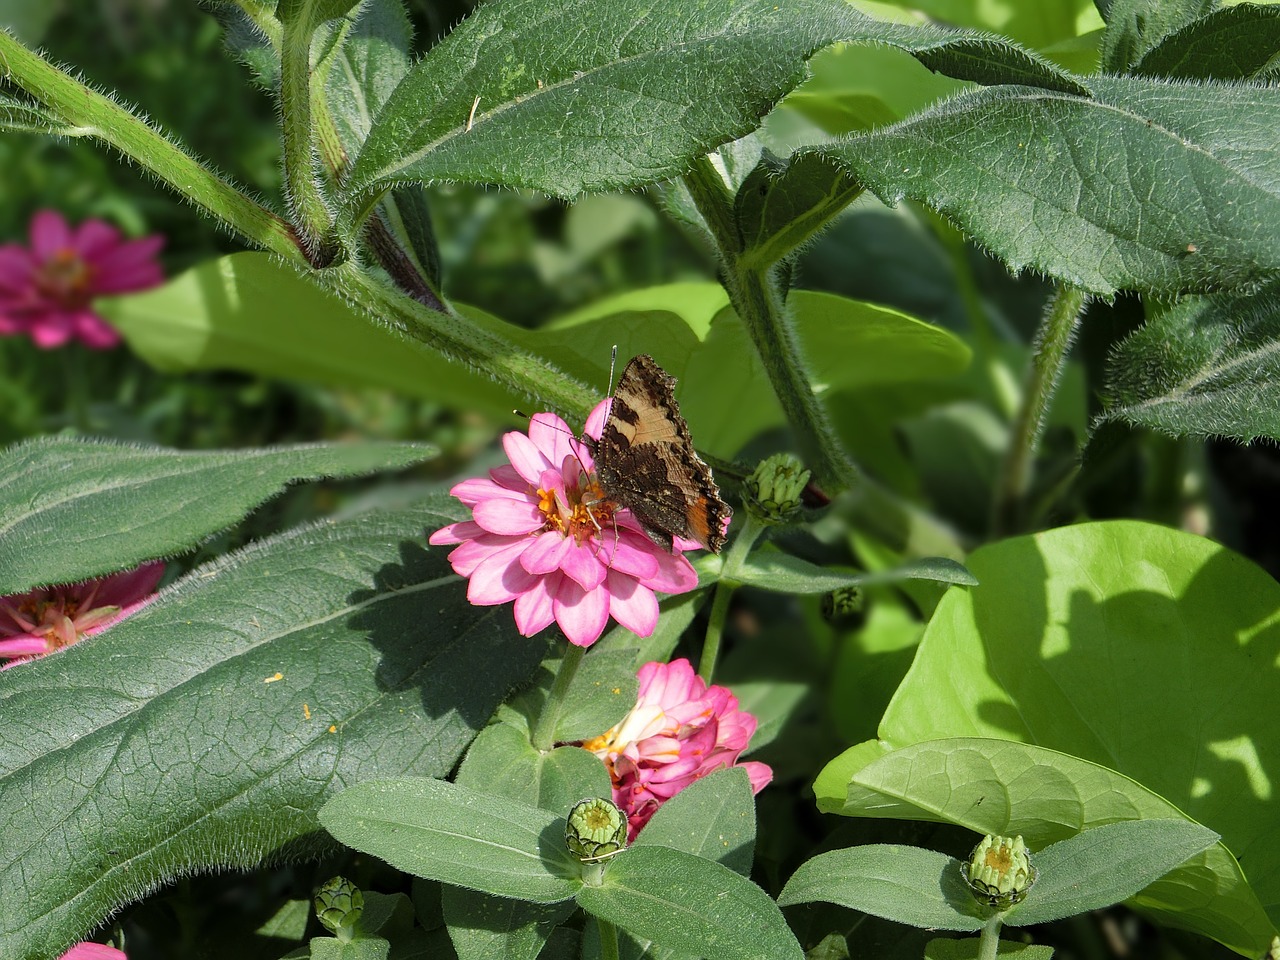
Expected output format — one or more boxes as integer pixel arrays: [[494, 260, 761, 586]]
[[0, 562, 164, 667], [582, 658, 773, 839], [0, 209, 164, 349], [429, 404, 702, 647], [60, 944, 127, 960]]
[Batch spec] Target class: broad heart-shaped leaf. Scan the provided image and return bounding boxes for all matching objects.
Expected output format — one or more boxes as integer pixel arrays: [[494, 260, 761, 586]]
[[1132, 4, 1280, 81], [1009, 819, 1219, 926], [632, 768, 757, 875], [1098, 0, 1211, 72], [817, 740, 1270, 953], [815, 75, 1280, 297], [831, 520, 1280, 952], [319, 778, 583, 904], [347, 0, 1084, 202], [1098, 283, 1280, 442], [735, 151, 864, 268], [734, 549, 977, 595], [0, 436, 434, 594], [576, 846, 804, 960], [0, 497, 546, 960], [778, 844, 985, 931]]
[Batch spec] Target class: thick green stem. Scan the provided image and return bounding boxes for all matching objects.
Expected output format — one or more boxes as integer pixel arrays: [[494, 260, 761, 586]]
[[683, 157, 857, 495], [0, 30, 304, 264], [976, 915, 1005, 960], [279, 12, 339, 264], [596, 917, 621, 960], [992, 283, 1088, 536], [531, 643, 586, 752], [699, 514, 765, 684]]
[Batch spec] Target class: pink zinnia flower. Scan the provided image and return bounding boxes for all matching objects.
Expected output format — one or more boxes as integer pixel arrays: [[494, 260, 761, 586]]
[[582, 658, 773, 839], [0, 209, 164, 349], [60, 944, 126, 960], [0, 562, 164, 667], [429, 403, 703, 648]]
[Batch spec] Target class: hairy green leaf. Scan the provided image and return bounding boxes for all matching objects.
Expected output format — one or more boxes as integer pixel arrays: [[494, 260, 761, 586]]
[[925, 940, 1054, 960], [1099, 0, 1212, 72], [778, 845, 985, 930], [1099, 285, 1280, 441], [347, 0, 1084, 202], [632, 769, 757, 875], [576, 846, 803, 960], [735, 550, 976, 595], [0, 437, 434, 594], [320, 778, 582, 904], [815, 75, 1280, 296], [1009, 820, 1219, 926], [1132, 4, 1280, 80], [0, 90, 79, 136], [324, 0, 412, 162], [736, 151, 864, 267], [0, 498, 545, 958]]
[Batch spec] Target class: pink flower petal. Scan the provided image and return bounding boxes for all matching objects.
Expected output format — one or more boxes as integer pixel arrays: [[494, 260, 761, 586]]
[[503, 429, 552, 484], [606, 573, 659, 637], [29, 209, 72, 260], [450, 476, 529, 506], [600, 531, 661, 580], [59, 943, 127, 960], [70, 310, 121, 350], [467, 541, 539, 605], [488, 463, 529, 492], [429, 520, 486, 546], [27, 311, 74, 348], [72, 218, 122, 257], [528, 412, 575, 468], [447, 535, 521, 577], [553, 577, 610, 648], [472, 497, 544, 536], [583, 397, 611, 441], [0, 636, 50, 659], [559, 541, 606, 591], [644, 549, 699, 594], [513, 573, 557, 636], [740, 760, 773, 794], [520, 531, 573, 575]]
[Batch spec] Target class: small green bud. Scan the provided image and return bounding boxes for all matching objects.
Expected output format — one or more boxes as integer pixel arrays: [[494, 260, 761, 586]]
[[821, 586, 864, 626], [965, 834, 1036, 910], [743, 453, 811, 525], [314, 875, 364, 936], [565, 797, 628, 863]]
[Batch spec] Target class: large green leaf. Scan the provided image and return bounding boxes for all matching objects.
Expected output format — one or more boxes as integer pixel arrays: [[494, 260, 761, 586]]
[[632, 769, 757, 875], [576, 846, 803, 960], [0, 497, 545, 959], [346, 0, 1085, 202], [1099, 0, 1212, 72], [1099, 284, 1280, 442], [816, 75, 1280, 296], [0, 436, 434, 594], [323, 0, 411, 157], [735, 151, 865, 267], [822, 520, 1280, 953], [1132, 4, 1280, 80]]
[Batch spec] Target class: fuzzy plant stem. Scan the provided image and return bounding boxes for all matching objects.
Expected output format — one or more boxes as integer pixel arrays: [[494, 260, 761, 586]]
[[992, 283, 1088, 536], [595, 917, 621, 960], [682, 156, 857, 495], [976, 915, 1005, 960], [279, 9, 340, 265], [531, 642, 586, 752], [0, 30, 305, 265], [698, 514, 765, 684]]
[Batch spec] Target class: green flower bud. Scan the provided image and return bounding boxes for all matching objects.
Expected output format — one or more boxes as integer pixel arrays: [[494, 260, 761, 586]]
[[314, 875, 364, 936], [964, 834, 1037, 910], [821, 585, 864, 626], [565, 797, 628, 863], [743, 453, 811, 526]]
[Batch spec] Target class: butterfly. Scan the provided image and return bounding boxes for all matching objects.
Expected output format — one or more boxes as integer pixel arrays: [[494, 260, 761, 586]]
[[585, 354, 730, 554]]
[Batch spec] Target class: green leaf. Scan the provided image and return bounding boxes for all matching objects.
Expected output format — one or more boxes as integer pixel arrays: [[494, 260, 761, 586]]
[[441, 886, 574, 960], [632, 769, 757, 875], [834, 519, 1280, 953], [823, 739, 1269, 951], [1099, 0, 1212, 72], [734, 550, 977, 595], [1132, 4, 1280, 80], [542, 648, 641, 744], [778, 844, 985, 930], [0, 436, 434, 594], [347, 0, 1084, 202], [311, 937, 391, 960], [0, 90, 79, 136], [1099, 284, 1280, 442], [455, 723, 611, 814], [0, 497, 545, 958], [320, 778, 582, 904], [277, 0, 362, 28], [736, 151, 864, 268], [323, 0, 411, 158], [1008, 820, 1219, 926], [576, 846, 803, 960], [925, 940, 1054, 960], [815, 75, 1280, 296]]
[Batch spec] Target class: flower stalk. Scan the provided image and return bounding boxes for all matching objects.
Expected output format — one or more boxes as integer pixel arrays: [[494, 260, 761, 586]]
[[531, 642, 585, 752], [976, 914, 1005, 960], [699, 513, 763, 684]]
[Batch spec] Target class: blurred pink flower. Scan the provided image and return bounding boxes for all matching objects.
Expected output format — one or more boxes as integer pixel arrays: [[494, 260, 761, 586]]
[[429, 403, 701, 648], [582, 658, 772, 839], [0, 209, 164, 349], [0, 562, 164, 667], [60, 944, 126, 960]]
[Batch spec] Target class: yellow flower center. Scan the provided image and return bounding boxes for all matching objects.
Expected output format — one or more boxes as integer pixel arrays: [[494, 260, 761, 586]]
[[35, 248, 96, 306], [536, 476, 616, 545]]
